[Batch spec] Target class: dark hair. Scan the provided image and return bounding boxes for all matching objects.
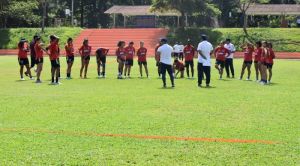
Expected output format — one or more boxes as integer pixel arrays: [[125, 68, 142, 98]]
[[34, 35, 39, 40], [226, 38, 231, 42], [83, 39, 88, 45], [68, 38, 73, 42], [201, 34, 207, 41], [117, 41, 125, 47], [160, 38, 167, 43], [36, 37, 41, 41], [18, 41, 25, 48], [268, 42, 273, 48], [129, 41, 134, 45], [256, 41, 262, 47]]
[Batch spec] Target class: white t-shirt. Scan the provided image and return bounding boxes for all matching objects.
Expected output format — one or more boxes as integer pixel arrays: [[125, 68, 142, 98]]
[[224, 43, 236, 59], [179, 44, 184, 53], [173, 44, 180, 53], [197, 41, 213, 66], [158, 44, 173, 65]]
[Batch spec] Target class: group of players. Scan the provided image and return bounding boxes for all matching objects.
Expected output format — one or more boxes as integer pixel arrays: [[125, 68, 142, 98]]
[[17, 34, 275, 85]]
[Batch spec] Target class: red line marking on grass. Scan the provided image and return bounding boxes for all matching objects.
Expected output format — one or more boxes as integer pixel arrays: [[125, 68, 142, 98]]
[[0, 128, 278, 144]]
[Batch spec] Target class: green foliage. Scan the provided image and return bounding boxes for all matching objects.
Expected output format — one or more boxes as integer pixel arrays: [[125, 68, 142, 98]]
[[0, 27, 82, 49], [168, 28, 300, 52], [0, 57, 299, 164]]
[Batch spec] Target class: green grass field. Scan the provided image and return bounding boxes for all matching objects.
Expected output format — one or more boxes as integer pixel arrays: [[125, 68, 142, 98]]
[[0, 56, 299, 165]]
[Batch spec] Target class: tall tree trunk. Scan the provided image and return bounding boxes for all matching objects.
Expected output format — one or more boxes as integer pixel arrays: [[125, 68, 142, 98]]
[[243, 11, 249, 37], [80, 0, 84, 27]]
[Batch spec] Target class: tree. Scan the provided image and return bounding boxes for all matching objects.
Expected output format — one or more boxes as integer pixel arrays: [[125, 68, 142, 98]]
[[151, 0, 221, 27], [236, 0, 269, 38]]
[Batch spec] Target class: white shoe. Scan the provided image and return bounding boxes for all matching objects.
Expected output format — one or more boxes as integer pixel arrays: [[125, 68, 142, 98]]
[[246, 78, 250, 81], [260, 82, 266, 85], [55, 82, 62, 85], [239, 78, 242, 80], [102, 75, 106, 78], [30, 77, 35, 80], [20, 78, 25, 81], [98, 75, 101, 79], [35, 80, 42, 83], [219, 77, 223, 80]]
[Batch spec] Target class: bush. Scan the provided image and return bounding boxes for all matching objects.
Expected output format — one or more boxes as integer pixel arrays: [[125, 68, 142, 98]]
[[167, 28, 300, 52], [0, 27, 82, 49]]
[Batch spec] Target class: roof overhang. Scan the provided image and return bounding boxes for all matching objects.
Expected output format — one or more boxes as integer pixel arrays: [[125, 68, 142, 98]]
[[244, 4, 300, 16], [104, 5, 181, 16]]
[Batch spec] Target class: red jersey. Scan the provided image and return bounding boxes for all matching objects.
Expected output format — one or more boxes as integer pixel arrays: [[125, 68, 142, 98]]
[[34, 43, 44, 59], [174, 61, 185, 71], [65, 43, 74, 57], [184, 45, 195, 61], [266, 48, 275, 64], [243, 47, 254, 61], [125, 46, 135, 60], [116, 47, 126, 60], [214, 47, 229, 61], [261, 48, 269, 63], [48, 42, 59, 60], [137, 47, 147, 62], [18, 42, 29, 59], [79, 45, 91, 57], [254, 48, 262, 62], [155, 44, 161, 61]]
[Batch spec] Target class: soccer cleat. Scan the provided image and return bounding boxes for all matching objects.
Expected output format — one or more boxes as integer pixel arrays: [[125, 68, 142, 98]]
[[35, 80, 42, 84], [50, 82, 56, 85], [98, 75, 101, 79], [20, 78, 25, 81], [172, 84, 175, 88], [30, 77, 34, 80]]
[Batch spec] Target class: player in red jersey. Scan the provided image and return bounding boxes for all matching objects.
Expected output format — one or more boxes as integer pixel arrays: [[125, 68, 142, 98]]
[[214, 41, 230, 79], [254, 41, 262, 82], [17, 38, 33, 80], [266, 42, 275, 83], [259, 41, 269, 85], [239, 43, 254, 80], [183, 39, 196, 78], [124, 41, 135, 78], [46, 35, 61, 85], [137, 41, 149, 78], [116, 41, 126, 79], [34, 37, 46, 83], [96, 48, 109, 78], [173, 59, 185, 78], [65, 38, 75, 79], [155, 41, 162, 77], [79, 39, 92, 79]]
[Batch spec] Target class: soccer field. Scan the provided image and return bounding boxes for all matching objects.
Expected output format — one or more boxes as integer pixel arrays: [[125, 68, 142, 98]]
[[0, 56, 299, 165]]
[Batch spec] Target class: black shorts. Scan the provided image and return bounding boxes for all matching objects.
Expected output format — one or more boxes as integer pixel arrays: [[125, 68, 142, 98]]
[[254, 61, 258, 64], [36, 58, 44, 64], [266, 63, 273, 69], [174, 53, 180, 57], [215, 60, 225, 68], [51, 59, 60, 68], [18, 58, 29, 66], [125, 59, 133, 66], [179, 52, 184, 57], [244, 60, 253, 65], [185, 60, 194, 67], [30, 55, 36, 66], [97, 56, 106, 64], [82, 56, 90, 61], [138, 61, 147, 65], [66, 56, 74, 63]]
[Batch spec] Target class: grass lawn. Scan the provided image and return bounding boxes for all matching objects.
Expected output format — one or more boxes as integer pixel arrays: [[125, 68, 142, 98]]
[[0, 56, 299, 165]]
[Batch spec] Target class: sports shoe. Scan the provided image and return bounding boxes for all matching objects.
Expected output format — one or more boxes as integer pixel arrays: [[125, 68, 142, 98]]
[[30, 77, 35, 80], [260, 81, 266, 85], [98, 75, 101, 79], [239, 77, 242, 80], [20, 78, 25, 81], [246, 78, 250, 81], [172, 84, 175, 88], [35, 80, 42, 84], [55, 82, 62, 85], [50, 82, 56, 85]]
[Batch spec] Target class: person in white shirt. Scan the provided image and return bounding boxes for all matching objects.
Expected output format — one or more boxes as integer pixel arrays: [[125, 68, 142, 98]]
[[197, 34, 213, 87], [157, 38, 175, 88], [224, 39, 236, 78], [173, 42, 180, 59], [178, 42, 184, 61]]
